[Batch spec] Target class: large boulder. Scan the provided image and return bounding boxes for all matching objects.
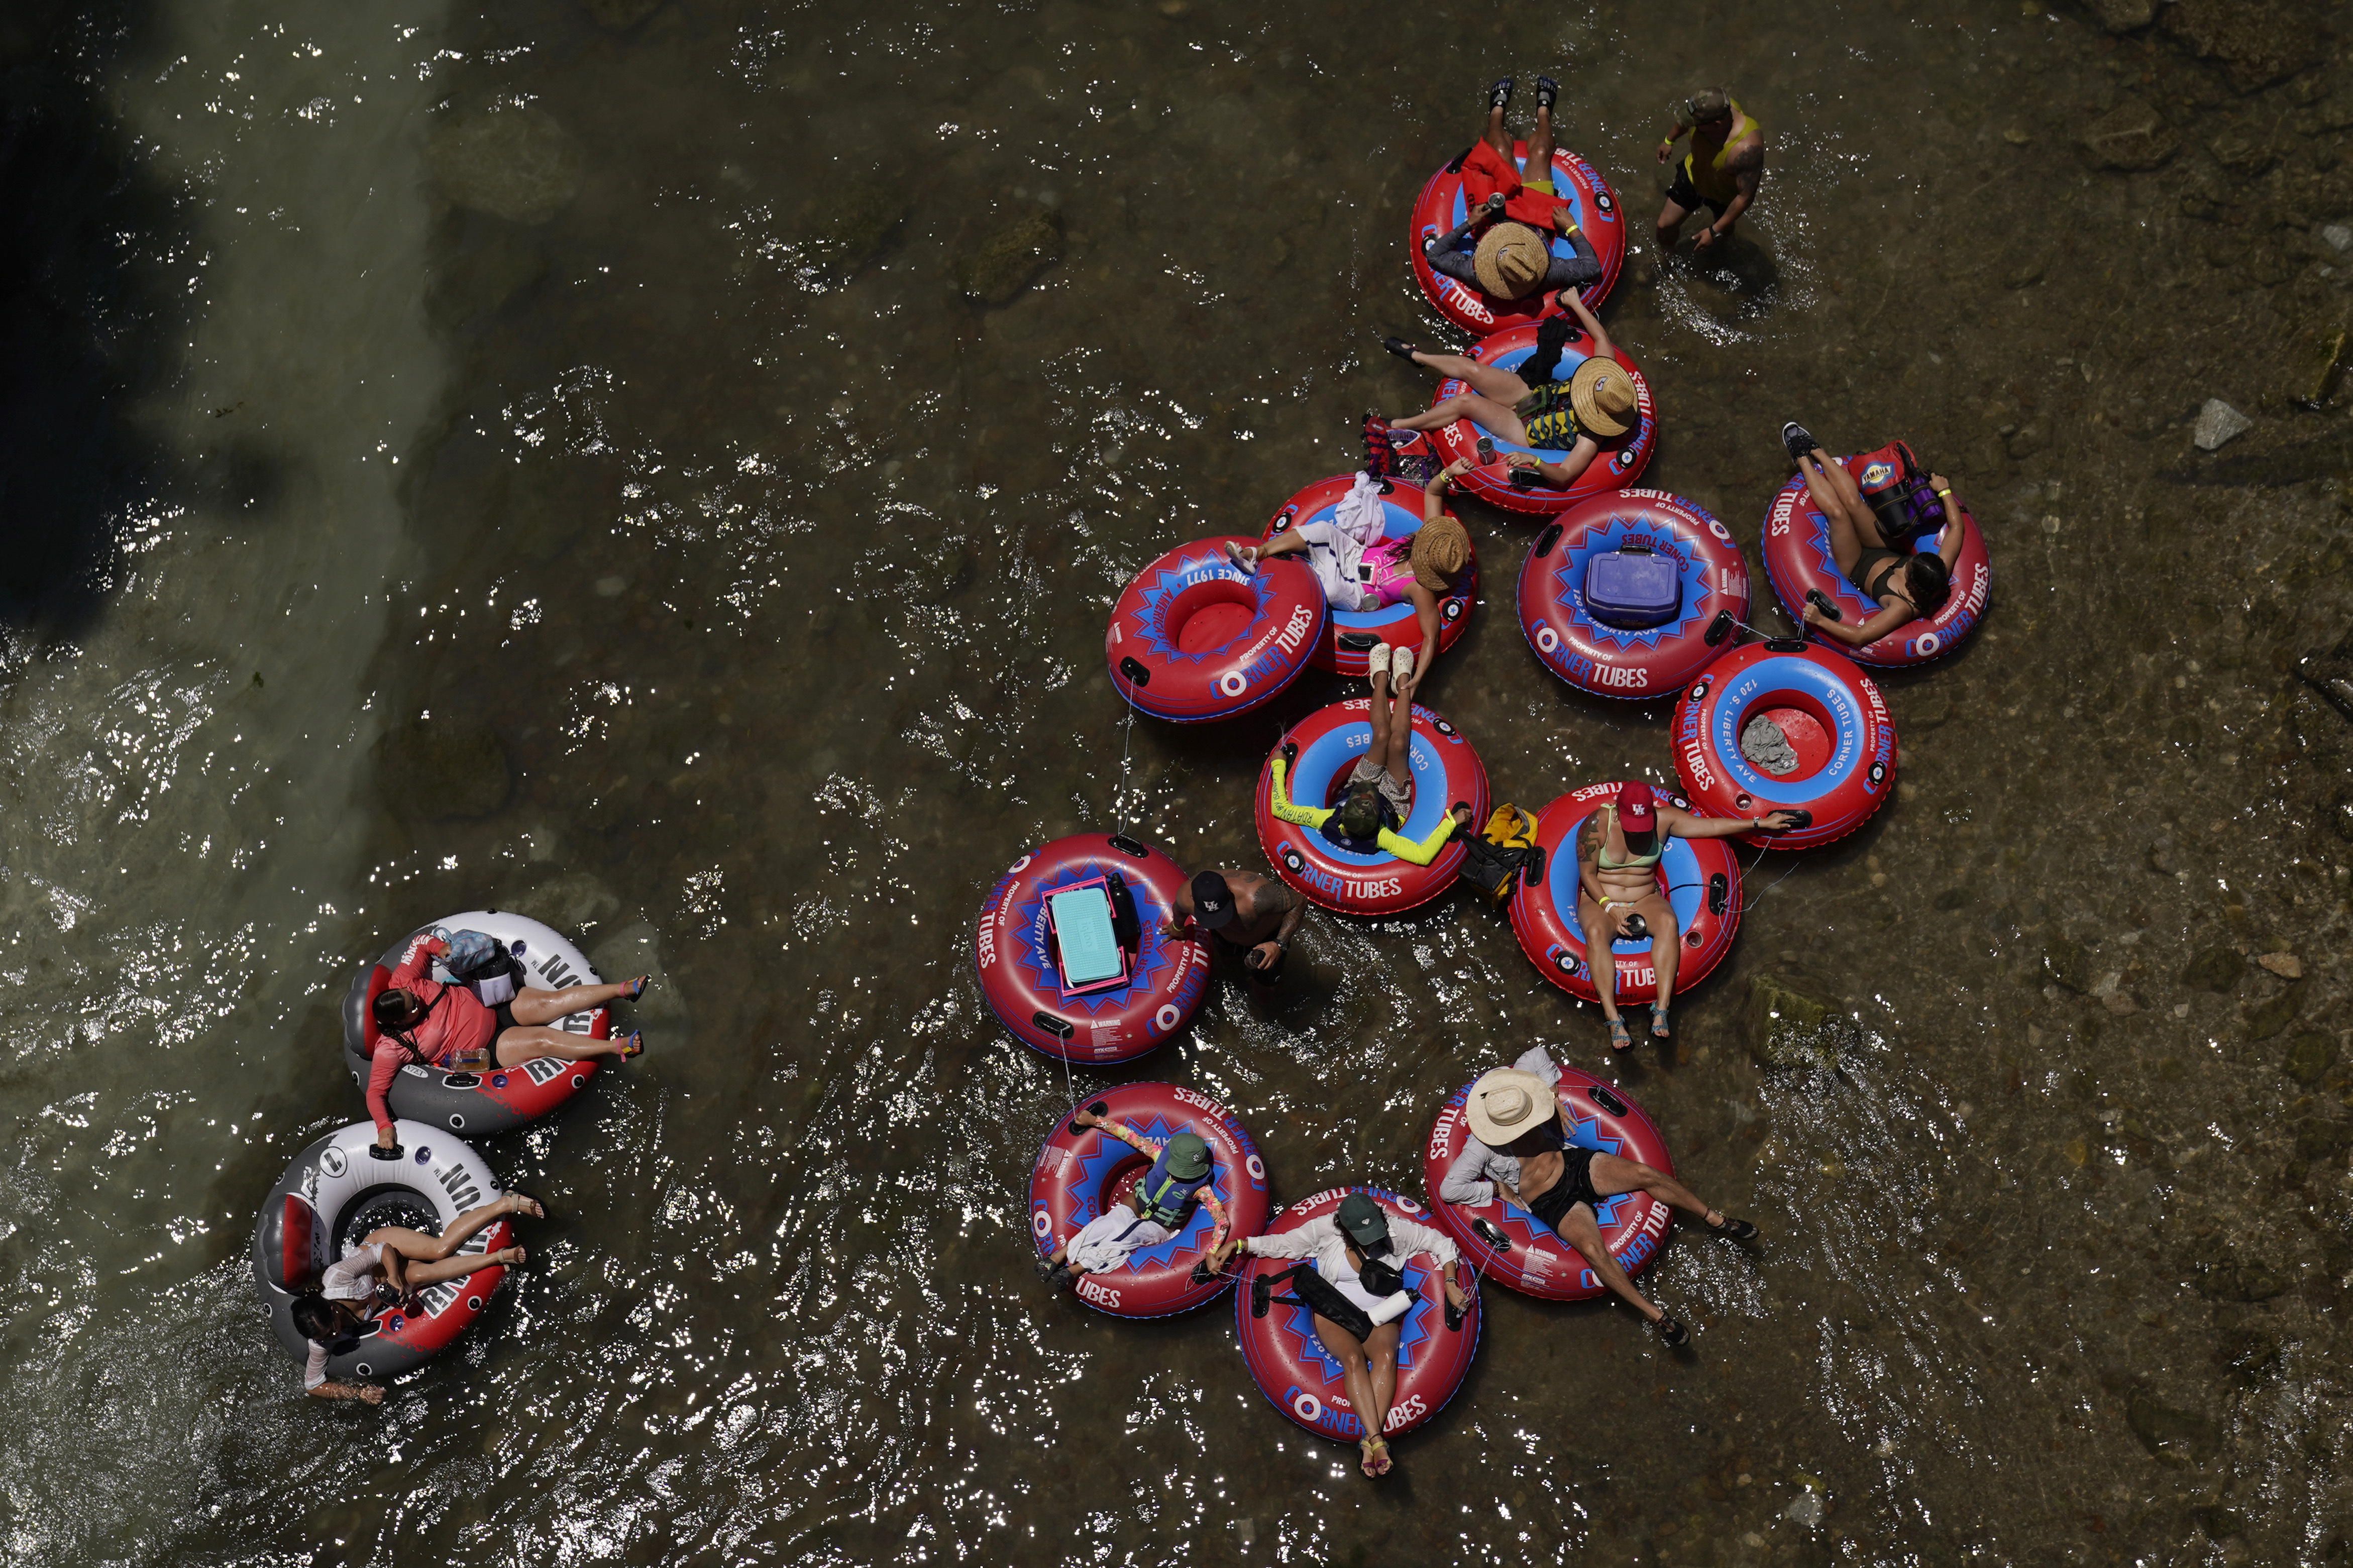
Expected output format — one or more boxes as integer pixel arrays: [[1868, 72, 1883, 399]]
[[427, 108, 585, 224], [1745, 972, 1844, 1070], [2080, 98, 2178, 170]]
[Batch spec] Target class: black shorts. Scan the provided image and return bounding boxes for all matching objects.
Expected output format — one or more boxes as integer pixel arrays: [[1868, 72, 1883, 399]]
[[1213, 930, 1286, 984], [490, 1002, 517, 1036], [1664, 162, 1728, 219], [1526, 1146, 1605, 1229]]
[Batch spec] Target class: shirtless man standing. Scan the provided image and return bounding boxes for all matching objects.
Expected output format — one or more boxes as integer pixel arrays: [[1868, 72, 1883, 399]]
[[1163, 869, 1302, 984], [1580, 781, 1800, 1050], [1653, 87, 1765, 255]]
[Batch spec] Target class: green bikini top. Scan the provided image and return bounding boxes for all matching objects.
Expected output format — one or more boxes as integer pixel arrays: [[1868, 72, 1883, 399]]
[[1593, 804, 1663, 869]]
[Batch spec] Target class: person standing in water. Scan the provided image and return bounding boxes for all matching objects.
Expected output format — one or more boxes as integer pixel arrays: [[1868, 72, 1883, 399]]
[[1654, 87, 1765, 255], [1163, 869, 1306, 985]]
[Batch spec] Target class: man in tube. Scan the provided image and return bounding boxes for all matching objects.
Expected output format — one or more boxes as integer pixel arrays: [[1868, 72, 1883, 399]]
[[1208, 1192, 1469, 1480], [1440, 1045, 1757, 1348]]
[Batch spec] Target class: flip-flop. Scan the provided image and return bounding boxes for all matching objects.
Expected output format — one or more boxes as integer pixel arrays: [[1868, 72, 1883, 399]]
[[615, 1031, 646, 1060], [1360, 1436, 1390, 1477], [1607, 1017, 1633, 1052], [1221, 540, 1259, 576], [623, 975, 652, 1001], [1381, 336, 1417, 361]]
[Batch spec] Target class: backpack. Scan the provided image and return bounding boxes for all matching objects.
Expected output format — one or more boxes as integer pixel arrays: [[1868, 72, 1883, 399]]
[[1853, 440, 1945, 547], [431, 927, 520, 1005], [1455, 804, 1545, 906]]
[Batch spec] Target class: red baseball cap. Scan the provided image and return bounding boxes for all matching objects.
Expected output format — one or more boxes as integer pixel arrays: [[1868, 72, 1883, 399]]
[[1618, 781, 1657, 834]]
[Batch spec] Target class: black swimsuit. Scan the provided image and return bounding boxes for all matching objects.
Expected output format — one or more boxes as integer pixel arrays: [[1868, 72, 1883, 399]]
[[1517, 1121, 1605, 1228]]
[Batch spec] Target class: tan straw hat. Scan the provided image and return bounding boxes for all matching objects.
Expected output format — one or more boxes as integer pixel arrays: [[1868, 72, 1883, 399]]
[[1472, 221, 1550, 299], [1408, 515, 1469, 593], [1568, 357, 1638, 439], [1464, 1066, 1559, 1148]]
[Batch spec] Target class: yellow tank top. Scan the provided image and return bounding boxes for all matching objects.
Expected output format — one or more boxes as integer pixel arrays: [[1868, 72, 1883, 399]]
[[1682, 100, 1756, 207]]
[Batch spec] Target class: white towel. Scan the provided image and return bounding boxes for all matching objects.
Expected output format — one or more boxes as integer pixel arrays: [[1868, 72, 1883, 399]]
[[1329, 471, 1388, 549]]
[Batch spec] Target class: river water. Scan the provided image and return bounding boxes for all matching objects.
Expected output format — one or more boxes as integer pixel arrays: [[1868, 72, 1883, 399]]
[[3, 0, 2350, 1563]]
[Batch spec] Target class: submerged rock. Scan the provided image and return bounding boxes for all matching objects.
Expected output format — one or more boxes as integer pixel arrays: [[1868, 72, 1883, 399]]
[[590, 921, 686, 1025], [2244, 981, 2303, 1040], [1745, 973, 1843, 1070], [2193, 400, 2253, 451], [2162, 0, 2319, 93], [2085, 0, 2155, 32], [427, 108, 585, 224], [2196, 1258, 2289, 1301], [378, 718, 512, 820], [2044, 937, 2090, 993], [2284, 325, 2345, 409], [806, 188, 909, 283], [2283, 1030, 2336, 1085], [2180, 946, 2245, 992], [955, 206, 1063, 305], [503, 870, 620, 934], [2080, 99, 2178, 171], [2127, 1391, 2220, 1466]]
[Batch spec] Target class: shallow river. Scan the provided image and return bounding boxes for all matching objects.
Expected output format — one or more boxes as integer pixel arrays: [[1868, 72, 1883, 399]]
[[4, 0, 2351, 1563]]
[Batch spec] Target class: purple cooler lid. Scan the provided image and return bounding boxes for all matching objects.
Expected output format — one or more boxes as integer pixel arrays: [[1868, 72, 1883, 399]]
[[1583, 549, 1680, 629]]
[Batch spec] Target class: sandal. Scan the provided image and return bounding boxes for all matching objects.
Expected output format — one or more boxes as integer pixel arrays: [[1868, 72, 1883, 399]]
[[1380, 335, 1418, 362], [615, 1031, 646, 1060], [1607, 1016, 1633, 1052], [1657, 1314, 1689, 1349], [623, 974, 652, 1001], [1651, 1005, 1672, 1042], [1533, 75, 1558, 113], [1221, 539, 1259, 576], [507, 1193, 546, 1220], [1486, 78, 1514, 111], [1707, 1211, 1760, 1242], [1360, 1435, 1391, 1477]]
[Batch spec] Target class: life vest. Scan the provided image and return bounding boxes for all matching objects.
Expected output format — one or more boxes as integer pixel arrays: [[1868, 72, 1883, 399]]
[[1456, 803, 1544, 905], [1853, 440, 1945, 546], [1131, 1145, 1213, 1227]]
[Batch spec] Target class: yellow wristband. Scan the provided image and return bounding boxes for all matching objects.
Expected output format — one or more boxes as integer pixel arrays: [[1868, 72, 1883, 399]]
[[1936, 488, 1953, 498]]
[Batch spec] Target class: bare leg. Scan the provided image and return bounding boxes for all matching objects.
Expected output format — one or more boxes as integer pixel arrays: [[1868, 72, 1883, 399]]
[[1313, 1314, 1392, 1475], [1635, 890, 1679, 1032], [1586, 1153, 1733, 1227], [1481, 102, 1511, 159], [364, 1194, 536, 1286], [1400, 350, 1531, 405], [1369, 670, 1412, 780], [1577, 892, 1622, 1025], [1655, 194, 1692, 250], [1364, 1320, 1402, 1436], [1798, 450, 1878, 578], [1387, 392, 1530, 446], [1524, 102, 1556, 187], [495, 1026, 628, 1067], [507, 981, 634, 1027], [1554, 1202, 1662, 1322], [1254, 527, 1312, 560]]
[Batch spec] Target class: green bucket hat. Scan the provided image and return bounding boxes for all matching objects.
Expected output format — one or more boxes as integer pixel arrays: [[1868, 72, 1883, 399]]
[[1162, 1131, 1211, 1182]]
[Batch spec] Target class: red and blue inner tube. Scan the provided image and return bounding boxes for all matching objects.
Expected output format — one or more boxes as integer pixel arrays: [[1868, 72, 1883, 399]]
[[1421, 325, 1655, 516], [1106, 538, 1326, 722], [1507, 781, 1743, 1005], [1262, 474, 1477, 680], [1518, 490, 1751, 702], [1233, 1187, 1480, 1445], [1255, 699, 1490, 917], [975, 833, 1210, 1064], [1028, 1081, 1272, 1320], [1422, 1065, 1674, 1302], [1672, 640, 1895, 851], [1408, 142, 1626, 334], [1761, 451, 1991, 669]]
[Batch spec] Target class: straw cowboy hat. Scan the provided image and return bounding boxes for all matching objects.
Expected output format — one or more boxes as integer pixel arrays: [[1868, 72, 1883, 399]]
[[1567, 357, 1638, 439], [1472, 221, 1550, 299], [1408, 515, 1470, 593], [1464, 1065, 1560, 1148]]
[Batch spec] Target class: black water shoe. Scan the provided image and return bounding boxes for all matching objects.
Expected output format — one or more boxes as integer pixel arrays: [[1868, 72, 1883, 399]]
[[1781, 422, 1817, 463], [1487, 78, 1514, 110], [1657, 1314, 1690, 1348], [1534, 76, 1558, 113], [1382, 336, 1418, 362], [1708, 1213, 1760, 1242]]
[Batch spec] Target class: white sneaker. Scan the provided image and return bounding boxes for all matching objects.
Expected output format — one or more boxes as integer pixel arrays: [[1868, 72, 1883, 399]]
[[1366, 641, 1393, 682], [1391, 645, 1416, 686]]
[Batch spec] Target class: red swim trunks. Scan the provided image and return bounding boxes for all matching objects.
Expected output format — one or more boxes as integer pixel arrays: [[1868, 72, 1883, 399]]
[[1460, 140, 1564, 230]]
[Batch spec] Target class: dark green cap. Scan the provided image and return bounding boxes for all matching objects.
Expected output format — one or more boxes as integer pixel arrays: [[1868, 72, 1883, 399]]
[[1336, 1192, 1391, 1250], [1162, 1132, 1211, 1182]]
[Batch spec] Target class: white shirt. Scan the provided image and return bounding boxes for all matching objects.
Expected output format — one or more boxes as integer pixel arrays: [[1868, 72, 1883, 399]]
[[302, 1243, 385, 1390], [1243, 1208, 1460, 1316]]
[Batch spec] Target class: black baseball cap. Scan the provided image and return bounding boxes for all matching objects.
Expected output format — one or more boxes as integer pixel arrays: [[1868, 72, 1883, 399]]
[[1190, 872, 1237, 931]]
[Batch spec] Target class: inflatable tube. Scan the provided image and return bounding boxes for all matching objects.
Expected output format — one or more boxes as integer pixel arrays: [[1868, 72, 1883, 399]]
[[1027, 1082, 1272, 1319], [342, 912, 610, 1138], [1507, 782, 1743, 1005], [1517, 490, 1751, 701], [1672, 640, 1895, 850], [1262, 474, 1477, 681], [251, 1118, 513, 1382], [1422, 1064, 1675, 1301], [976, 833, 1210, 1064], [1106, 538, 1326, 723], [1421, 325, 1656, 516], [1234, 1187, 1481, 1445], [1255, 699, 1490, 917], [1408, 142, 1627, 333], [1761, 454, 1990, 669]]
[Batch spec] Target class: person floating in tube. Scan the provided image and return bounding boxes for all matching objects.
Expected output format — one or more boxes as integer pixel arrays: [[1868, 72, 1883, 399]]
[[1164, 869, 1305, 985], [1267, 697, 1475, 870], [1376, 288, 1636, 494], [1038, 1103, 1233, 1288], [1422, 77, 1607, 305], [1780, 423, 1961, 649], [1210, 1193, 1469, 1480], [1441, 1045, 1757, 1349], [1224, 458, 1475, 694], [1654, 86, 1765, 256], [291, 1191, 545, 1402], [1579, 781, 1802, 1050], [365, 931, 651, 1153]]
